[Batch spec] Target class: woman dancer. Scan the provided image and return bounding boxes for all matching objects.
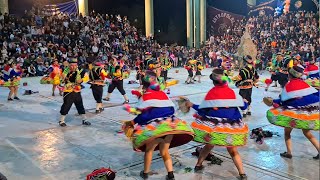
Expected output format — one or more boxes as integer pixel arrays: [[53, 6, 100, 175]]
[[122, 70, 194, 180], [263, 65, 319, 159], [2, 62, 22, 101], [48, 59, 63, 96], [185, 68, 248, 180]]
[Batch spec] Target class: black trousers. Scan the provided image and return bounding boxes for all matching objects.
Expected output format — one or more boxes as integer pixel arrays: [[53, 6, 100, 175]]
[[108, 80, 126, 95], [161, 70, 168, 81], [271, 73, 278, 81], [278, 72, 288, 88], [188, 69, 193, 77], [60, 92, 85, 115], [239, 88, 252, 105], [91, 84, 103, 103]]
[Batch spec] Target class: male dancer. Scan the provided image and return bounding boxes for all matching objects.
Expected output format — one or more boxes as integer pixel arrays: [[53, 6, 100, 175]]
[[232, 55, 259, 117], [159, 52, 172, 94], [103, 57, 129, 104], [58, 58, 91, 127], [88, 57, 108, 113]]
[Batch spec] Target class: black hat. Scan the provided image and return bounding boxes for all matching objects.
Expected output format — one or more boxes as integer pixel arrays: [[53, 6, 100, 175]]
[[245, 55, 252, 60], [86, 56, 95, 64]]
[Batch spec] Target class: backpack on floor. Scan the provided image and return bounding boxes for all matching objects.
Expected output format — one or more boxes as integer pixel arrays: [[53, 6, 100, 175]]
[[86, 167, 116, 180]]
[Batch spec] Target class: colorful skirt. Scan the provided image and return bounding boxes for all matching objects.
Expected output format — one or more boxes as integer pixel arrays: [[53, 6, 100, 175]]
[[132, 116, 194, 152], [267, 106, 320, 130], [191, 114, 248, 146], [40, 76, 52, 84], [40, 76, 61, 85], [2, 80, 20, 87], [305, 78, 319, 89]]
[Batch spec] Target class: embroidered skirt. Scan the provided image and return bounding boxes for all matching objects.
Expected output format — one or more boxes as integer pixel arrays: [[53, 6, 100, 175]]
[[132, 116, 194, 152], [267, 106, 319, 130], [191, 114, 248, 146]]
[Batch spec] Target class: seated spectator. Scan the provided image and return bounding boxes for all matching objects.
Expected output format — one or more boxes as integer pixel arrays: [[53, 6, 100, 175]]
[[27, 64, 36, 77]]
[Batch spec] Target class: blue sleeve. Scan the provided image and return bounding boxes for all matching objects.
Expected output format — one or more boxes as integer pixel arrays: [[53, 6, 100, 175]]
[[48, 67, 53, 73], [273, 99, 281, 105], [282, 93, 319, 107], [134, 107, 175, 125], [192, 104, 199, 111], [10, 69, 21, 77]]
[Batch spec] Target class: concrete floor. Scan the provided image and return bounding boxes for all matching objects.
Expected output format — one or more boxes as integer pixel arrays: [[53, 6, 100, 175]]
[[0, 68, 319, 180]]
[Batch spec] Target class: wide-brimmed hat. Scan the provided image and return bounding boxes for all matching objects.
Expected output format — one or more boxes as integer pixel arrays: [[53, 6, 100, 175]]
[[288, 65, 304, 78]]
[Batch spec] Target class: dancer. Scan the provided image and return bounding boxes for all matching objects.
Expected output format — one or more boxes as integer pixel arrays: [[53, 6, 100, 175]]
[[159, 52, 172, 82], [88, 58, 108, 113], [47, 59, 62, 96], [185, 68, 248, 180], [221, 52, 233, 77], [232, 55, 259, 117], [2, 61, 22, 101], [58, 58, 90, 127], [135, 57, 145, 91], [277, 54, 293, 88], [263, 65, 319, 159], [304, 58, 319, 79], [269, 53, 281, 88], [103, 57, 129, 104], [122, 70, 194, 180], [184, 59, 196, 84], [192, 58, 204, 83], [159, 52, 172, 94]]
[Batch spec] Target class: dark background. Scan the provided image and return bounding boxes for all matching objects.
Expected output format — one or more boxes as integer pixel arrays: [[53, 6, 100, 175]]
[[8, 0, 319, 45]]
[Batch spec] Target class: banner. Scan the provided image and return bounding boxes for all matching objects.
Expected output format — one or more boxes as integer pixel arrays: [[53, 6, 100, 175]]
[[207, 6, 244, 36], [248, 0, 278, 16], [42, 0, 77, 15]]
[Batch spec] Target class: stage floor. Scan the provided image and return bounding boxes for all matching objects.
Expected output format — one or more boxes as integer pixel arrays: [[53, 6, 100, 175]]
[[0, 68, 319, 180]]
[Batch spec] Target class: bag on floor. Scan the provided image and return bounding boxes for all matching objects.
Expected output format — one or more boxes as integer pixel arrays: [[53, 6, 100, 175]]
[[86, 167, 116, 180]]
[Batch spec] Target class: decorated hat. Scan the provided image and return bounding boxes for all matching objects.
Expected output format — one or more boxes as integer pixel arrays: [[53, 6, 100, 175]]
[[145, 58, 160, 70], [95, 62, 104, 66], [136, 72, 175, 109], [68, 58, 78, 64], [145, 52, 152, 56], [288, 65, 304, 78], [209, 68, 229, 84], [308, 58, 315, 64]]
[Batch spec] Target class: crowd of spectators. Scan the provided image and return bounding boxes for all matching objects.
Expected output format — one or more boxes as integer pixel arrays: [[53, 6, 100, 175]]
[[0, 7, 319, 78]]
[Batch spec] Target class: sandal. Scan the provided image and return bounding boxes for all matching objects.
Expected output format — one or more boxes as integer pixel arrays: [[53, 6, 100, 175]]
[[82, 120, 91, 126], [280, 152, 292, 159], [140, 170, 148, 179], [194, 165, 204, 173], [191, 147, 215, 161], [59, 121, 67, 127], [313, 154, 319, 160], [123, 100, 129, 104], [239, 174, 247, 180], [103, 97, 110, 101]]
